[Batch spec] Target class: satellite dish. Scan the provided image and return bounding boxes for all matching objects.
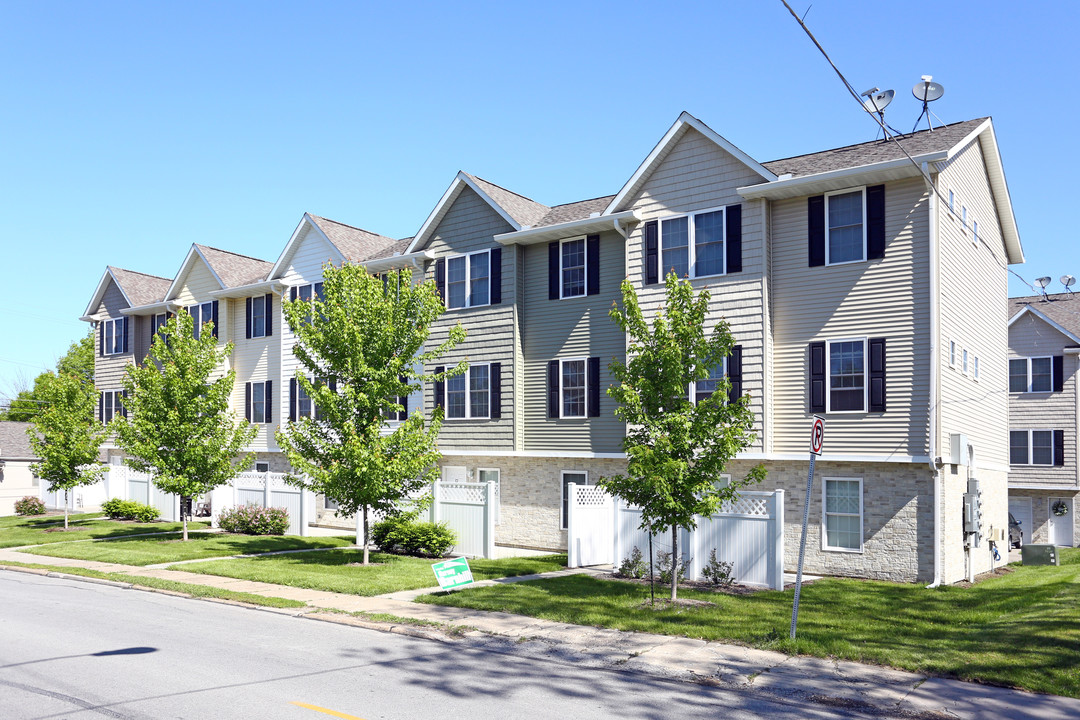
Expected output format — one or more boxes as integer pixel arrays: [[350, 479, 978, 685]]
[[861, 88, 895, 114], [1062, 275, 1075, 293], [1035, 277, 1051, 288], [912, 75, 946, 133]]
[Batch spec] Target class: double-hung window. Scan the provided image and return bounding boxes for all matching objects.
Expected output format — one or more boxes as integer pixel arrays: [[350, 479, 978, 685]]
[[189, 302, 215, 340], [691, 361, 727, 403], [444, 365, 491, 420], [560, 238, 586, 298], [246, 293, 273, 339], [828, 339, 866, 412], [245, 381, 273, 424], [561, 359, 587, 419], [447, 251, 491, 309], [103, 318, 126, 355], [660, 207, 726, 279], [825, 189, 866, 265], [1010, 430, 1055, 466], [1009, 357, 1054, 393], [100, 390, 125, 423], [153, 313, 167, 337], [822, 478, 863, 551]]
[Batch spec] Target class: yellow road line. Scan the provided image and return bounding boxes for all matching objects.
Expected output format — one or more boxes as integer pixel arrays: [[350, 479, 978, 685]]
[[290, 701, 367, 719]]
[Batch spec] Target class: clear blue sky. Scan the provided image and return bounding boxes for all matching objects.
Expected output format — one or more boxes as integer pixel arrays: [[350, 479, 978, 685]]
[[1, 0, 1076, 400]]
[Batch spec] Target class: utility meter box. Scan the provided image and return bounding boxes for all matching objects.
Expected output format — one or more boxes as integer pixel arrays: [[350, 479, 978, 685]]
[[963, 478, 981, 547], [950, 433, 969, 465], [1022, 544, 1060, 566]]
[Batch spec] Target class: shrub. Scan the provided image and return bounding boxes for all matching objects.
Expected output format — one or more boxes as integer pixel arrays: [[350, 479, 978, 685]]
[[372, 515, 455, 557], [15, 496, 46, 516], [101, 498, 160, 522], [218, 504, 290, 535], [702, 550, 734, 587], [655, 549, 690, 586], [615, 546, 649, 579]]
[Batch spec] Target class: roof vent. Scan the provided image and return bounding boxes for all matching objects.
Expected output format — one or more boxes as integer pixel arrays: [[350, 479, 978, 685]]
[[778, 173, 793, 181], [589, 212, 601, 218]]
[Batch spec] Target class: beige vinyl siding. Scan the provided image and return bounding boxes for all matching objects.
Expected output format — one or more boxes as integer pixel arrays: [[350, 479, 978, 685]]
[[278, 224, 333, 404], [623, 127, 769, 451], [936, 139, 1009, 468], [1008, 313, 1077, 485], [230, 295, 280, 449], [93, 280, 135, 393], [422, 186, 516, 451], [173, 260, 221, 307], [771, 177, 931, 457], [520, 231, 625, 453]]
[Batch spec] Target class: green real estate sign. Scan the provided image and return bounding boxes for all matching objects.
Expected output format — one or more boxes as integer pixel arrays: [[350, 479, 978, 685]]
[[432, 557, 474, 590]]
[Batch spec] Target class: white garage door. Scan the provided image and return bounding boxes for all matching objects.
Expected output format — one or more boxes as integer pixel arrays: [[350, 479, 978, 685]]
[[1009, 497, 1032, 546]]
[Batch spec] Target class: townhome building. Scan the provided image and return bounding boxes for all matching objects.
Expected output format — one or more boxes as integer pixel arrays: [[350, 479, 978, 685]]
[[81, 111, 1022, 585], [1007, 292, 1079, 547]]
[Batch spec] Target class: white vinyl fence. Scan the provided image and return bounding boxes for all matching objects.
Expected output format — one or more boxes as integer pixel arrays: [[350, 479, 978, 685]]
[[567, 484, 786, 591], [210, 471, 315, 536], [428, 479, 496, 559]]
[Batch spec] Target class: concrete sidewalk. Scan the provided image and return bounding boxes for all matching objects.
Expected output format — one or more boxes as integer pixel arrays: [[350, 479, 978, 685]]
[[1, 547, 1076, 720]]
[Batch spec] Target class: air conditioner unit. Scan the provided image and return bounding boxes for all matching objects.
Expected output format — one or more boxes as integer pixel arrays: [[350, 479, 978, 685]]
[[950, 433, 969, 465]]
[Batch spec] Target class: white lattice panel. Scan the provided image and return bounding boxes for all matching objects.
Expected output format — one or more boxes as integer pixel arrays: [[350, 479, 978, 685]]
[[721, 496, 768, 517], [268, 473, 290, 489], [441, 483, 486, 505], [575, 485, 611, 507]]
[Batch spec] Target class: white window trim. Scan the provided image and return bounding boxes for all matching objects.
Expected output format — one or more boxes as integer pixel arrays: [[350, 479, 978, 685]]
[[445, 249, 492, 310], [250, 294, 268, 339], [103, 318, 125, 356], [948, 189, 955, 215], [250, 381, 268, 424], [821, 476, 864, 553], [443, 364, 491, 420], [973, 356, 980, 381], [825, 337, 868, 415], [659, 204, 729, 279], [559, 236, 588, 299], [949, 340, 957, 368], [101, 390, 124, 424], [972, 220, 979, 246], [961, 205, 968, 231], [824, 187, 867, 267], [688, 358, 728, 404], [1010, 429, 1056, 467], [189, 301, 214, 340], [1010, 356, 1054, 393], [561, 470, 591, 530], [153, 313, 167, 338], [559, 357, 589, 419], [962, 349, 969, 375]]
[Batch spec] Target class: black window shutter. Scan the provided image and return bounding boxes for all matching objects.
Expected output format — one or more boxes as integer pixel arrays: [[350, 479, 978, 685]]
[[98, 392, 104, 422], [99, 320, 104, 356], [1054, 430, 1065, 466], [434, 366, 445, 410], [490, 362, 501, 418], [1054, 356, 1064, 392], [726, 205, 742, 274], [211, 300, 219, 338], [869, 338, 887, 412], [289, 378, 297, 422], [548, 360, 560, 418], [548, 242, 559, 300], [150, 316, 155, 347], [290, 286, 297, 302], [245, 297, 252, 339], [490, 248, 502, 305], [265, 380, 272, 424], [435, 259, 446, 302], [121, 389, 128, 418], [728, 345, 743, 403], [586, 235, 600, 296], [244, 383, 252, 422], [867, 185, 886, 260], [265, 293, 273, 336], [809, 342, 826, 413], [645, 220, 659, 284], [122, 317, 129, 353], [808, 196, 825, 267], [587, 357, 600, 417]]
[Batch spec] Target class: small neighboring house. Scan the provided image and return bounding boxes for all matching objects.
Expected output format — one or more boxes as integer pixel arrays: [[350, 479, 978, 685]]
[[0, 422, 40, 515], [1007, 292, 1080, 547]]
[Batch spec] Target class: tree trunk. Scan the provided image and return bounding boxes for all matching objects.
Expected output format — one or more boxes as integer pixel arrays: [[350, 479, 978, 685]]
[[355, 511, 363, 557], [183, 515, 188, 541], [670, 526, 679, 602], [64, 491, 69, 530], [362, 506, 370, 565]]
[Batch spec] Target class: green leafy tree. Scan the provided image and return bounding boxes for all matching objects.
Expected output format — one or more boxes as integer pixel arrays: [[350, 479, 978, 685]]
[[3, 332, 94, 422], [276, 262, 465, 563], [112, 311, 256, 540], [26, 370, 107, 529], [600, 271, 766, 602]]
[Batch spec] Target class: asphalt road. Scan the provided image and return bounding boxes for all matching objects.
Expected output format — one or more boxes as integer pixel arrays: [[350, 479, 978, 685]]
[[0, 572, 877, 720]]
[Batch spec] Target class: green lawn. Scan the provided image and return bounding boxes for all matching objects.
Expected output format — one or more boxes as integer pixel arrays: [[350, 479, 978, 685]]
[[179, 550, 568, 596], [19, 531, 355, 565], [0, 561, 305, 609], [419, 549, 1080, 698], [0, 513, 209, 548]]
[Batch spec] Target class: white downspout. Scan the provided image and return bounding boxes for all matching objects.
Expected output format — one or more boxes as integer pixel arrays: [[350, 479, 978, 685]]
[[923, 162, 943, 589], [613, 217, 629, 240]]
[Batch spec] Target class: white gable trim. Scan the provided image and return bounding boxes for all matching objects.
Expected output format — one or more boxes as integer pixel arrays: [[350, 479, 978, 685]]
[[1008, 305, 1080, 345], [82, 267, 133, 319], [269, 213, 346, 279], [406, 171, 522, 253], [604, 112, 777, 215], [164, 245, 226, 301]]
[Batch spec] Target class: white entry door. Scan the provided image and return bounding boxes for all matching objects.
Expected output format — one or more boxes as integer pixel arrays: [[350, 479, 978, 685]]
[[1048, 497, 1074, 547], [1009, 497, 1032, 546]]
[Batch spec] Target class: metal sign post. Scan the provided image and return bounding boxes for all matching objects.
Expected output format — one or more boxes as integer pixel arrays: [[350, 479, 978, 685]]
[[791, 415, 824, 640]]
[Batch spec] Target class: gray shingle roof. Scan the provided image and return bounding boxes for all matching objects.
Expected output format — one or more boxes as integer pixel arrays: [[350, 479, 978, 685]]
[[308, 216, 403, 263], [0, 421, 37, 460], [195, 245, 273, 288], [108, 267, 171, 307], [762, 118, 989, 178], [535, 196, 616, 228], [1010, 293, 1080, 343], [464, 173, 550, 227]]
